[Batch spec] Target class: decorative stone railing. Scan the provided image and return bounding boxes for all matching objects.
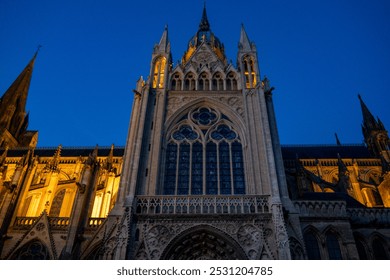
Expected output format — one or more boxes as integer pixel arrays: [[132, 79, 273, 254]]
[[13, 216, 105, 231], [13, 217, 39, 229], [13, 216, 70, 230], [88, 217, 105, 227], [135, 195, 270, 215], [293, 200, 347, 217], [347, 208, 390, 226]]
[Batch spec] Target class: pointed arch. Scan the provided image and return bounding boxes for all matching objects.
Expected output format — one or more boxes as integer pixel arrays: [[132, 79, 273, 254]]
[[198, 71, 210, 91], [322, 227, 343, 259], [160, 224, 248, 260], [370, 233, 389, 260], [165, 98, 246, 141], [353, 232, 369, 260], [161, 99, 247, 196], [303, 227, 321, 260], [170, 71, 183, 90], [184, 72, 196, 91], [242, 55, 257, 88], [84, 242, 104, 260], [10, 239, 51, 260], [289, 237, 305, 260], [212, 71, 224, 91], [226, 71, 239, 90], [152, 56, 167, 89]]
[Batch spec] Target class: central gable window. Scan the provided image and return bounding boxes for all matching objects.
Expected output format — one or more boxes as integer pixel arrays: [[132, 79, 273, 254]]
[[163, 107, 245, 195]]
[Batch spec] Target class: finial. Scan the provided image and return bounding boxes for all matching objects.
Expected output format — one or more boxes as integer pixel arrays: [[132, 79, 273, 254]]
[[199, 2, 210, 31], [33, 45, 42, 59], [335, 133, 341, 146]]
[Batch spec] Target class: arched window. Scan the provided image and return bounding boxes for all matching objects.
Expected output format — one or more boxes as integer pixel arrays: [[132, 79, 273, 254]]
[[198, 72, 210, 91], [184, 73, 196, 90], [12, 240, 50, 260], [226, 72, 238, 90], [326, 232, 342, 259], [243, 56, 257, 88], [355, 238, 368, 260], [303, 231, 321, 260], [49, 189, 66, 217], [372, 237, 389, 260], [163, 107, 245, 195], [212, 72, 224, 91], [152, 57, 167, 88], [171, 73, 182, 90]]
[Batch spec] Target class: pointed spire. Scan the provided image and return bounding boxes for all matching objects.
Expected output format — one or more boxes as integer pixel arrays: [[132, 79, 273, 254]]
[[239, 24, 253, 51], [0, 50, 38, 147], [335, 133, 341, 146], [199, 3, 210, 31], [157, 25, 170, 53], [358, 94, 382, 133], [337, 153, 348, 174], [45, 145, 62, 172]]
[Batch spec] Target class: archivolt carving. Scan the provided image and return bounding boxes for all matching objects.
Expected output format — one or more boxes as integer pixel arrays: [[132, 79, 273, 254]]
[[137, 218, 277, 260]]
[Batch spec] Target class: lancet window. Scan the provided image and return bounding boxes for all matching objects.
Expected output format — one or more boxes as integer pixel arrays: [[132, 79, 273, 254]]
[[212, 72, 224, 90], [163, 107, 245, 195], [226, 72, 238, 90], [152, 56, 167, 88], [184, 73, 196, 90], [325, 232, 342, 259], [171, 73, 182, 90], [198, 72, 210, 91], [243, 56, 257, 88], [303, 231, 321, 260]]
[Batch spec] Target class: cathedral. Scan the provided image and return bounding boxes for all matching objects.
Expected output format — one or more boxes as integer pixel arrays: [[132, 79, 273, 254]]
[[0, 7, 389, 260]]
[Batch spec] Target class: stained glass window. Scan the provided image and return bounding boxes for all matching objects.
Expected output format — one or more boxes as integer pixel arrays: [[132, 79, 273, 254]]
[[326, 233, 342, 260], [177, 143, 190, 195], [163, 107, 245, 195], [191, 142, 203, 195], [206, 142, 218, 194], [304, 232, 321, 260], [164, 143, 177, 195], [219, 141, 231, 194]]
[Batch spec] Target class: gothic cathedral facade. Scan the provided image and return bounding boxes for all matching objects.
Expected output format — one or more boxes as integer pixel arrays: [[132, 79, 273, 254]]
[[0, 7, 389, 260]]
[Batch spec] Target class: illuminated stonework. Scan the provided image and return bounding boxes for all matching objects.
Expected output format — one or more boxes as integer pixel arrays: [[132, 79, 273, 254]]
[[0, 6, 389, 260]]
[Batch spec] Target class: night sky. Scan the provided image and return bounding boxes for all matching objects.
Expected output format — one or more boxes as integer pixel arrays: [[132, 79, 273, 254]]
[[1, 0, 389, 147]]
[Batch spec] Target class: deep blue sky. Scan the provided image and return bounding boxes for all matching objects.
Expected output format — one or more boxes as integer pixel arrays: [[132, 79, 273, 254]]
[[0, 0, 389, 147]]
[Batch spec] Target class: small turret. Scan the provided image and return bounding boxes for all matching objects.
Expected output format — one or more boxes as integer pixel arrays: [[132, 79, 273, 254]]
[[358, 94, 390, 161]]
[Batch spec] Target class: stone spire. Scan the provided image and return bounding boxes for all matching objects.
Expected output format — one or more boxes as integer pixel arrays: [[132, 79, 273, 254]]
[[239, 24, 253, 51], [44, 145, 62, 172], [335, 133, 341, 146], [199, 3, 210, 31], [358, 94, 390, 159], [359, 94, 384, 136], [0, 51, 38, 148], [155, 25, 170, 54]]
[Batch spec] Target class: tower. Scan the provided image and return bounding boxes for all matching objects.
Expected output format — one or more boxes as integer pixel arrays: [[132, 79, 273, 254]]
[[0, 52, 38, 148], [113, 6, 291, 260], [359, 94, 390, 162]]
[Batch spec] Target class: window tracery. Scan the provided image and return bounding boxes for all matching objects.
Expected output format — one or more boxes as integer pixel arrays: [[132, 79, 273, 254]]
[[163, 106, 245, 195], [152, 57, 167, 89], [243, 56, 257, 88], [184, 73, 196, 90]]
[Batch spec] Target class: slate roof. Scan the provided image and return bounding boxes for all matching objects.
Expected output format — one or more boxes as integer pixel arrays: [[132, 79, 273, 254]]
[[281, 144, 373, 160]]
